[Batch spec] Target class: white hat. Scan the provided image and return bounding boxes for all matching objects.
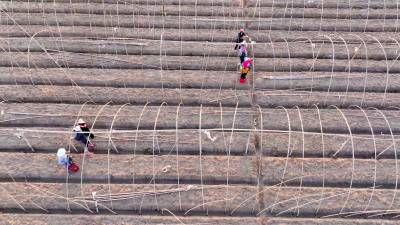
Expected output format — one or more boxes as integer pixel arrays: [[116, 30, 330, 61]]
[[77, 118, 86, 124], [57, 148, 66, 157]]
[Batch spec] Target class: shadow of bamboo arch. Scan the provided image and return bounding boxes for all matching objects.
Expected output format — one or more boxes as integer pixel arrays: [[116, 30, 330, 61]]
[[215, 30, 238, 105], [275, 104, 389, 218], [0, 37, 37, 86], [347, 0, 353, 32], [292, 105, 306, 216], [387, 37, 400, 100], [198, 104, 206, 212], [388, 37, 400, 73], [317, 0, 327, 33], [64, 100, 96, 213], [348, 105, 378, 214], [267, 34, 338, 105], [79, 101, 113, 213], [367, 106, 399, 218], [140, 102, 168, 213], [312, 34, 335, 106], [0, 37, 60, 103], [268, 0, 276, 32], [363, 0, 372, 32], [27, 28, 94, 101], [159, 31, 165, 95], [248, 0, 263, 31], [269, 105, 292, 214], [261, 34, 338, 106], [218, 102, 229, 156], [263, 33, 293, 86], [396, 0, 400, 32], [235, 175, 308, 216], [279, 37, 292, 79], [365, 34, 390, 107], [175, 102, 183, 211], [330, 34, 351, 105], [288, 35, 316, 98], [106, 103, 131, 210], [382, 0, 388, 32], [346, 33, 369, 106], [328, 104, 356, 215], [265, 32, 277, 73], [225, 102, 239, 213], [313, 104, 327, 215], [286, 0, 295, 33], [131, 102, 149, 212]]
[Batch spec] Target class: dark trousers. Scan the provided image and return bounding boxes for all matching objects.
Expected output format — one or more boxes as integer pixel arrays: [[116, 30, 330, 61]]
[[240, 52, 246, 63], [241, 73, 248, 79], [75, 133, 89, 146]]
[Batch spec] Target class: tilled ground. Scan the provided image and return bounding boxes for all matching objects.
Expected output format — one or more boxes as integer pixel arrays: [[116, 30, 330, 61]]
[[1, 0, 400, 224]]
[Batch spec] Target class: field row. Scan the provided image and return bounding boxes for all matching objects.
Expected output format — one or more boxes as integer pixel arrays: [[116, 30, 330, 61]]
[[2, 0, 399, 9], [1, 1, 400, 19], [3, 52, 400, 74], [2, 85, 400, 108], [4, 25, 400, 44], [2, 214, 400, 225], [1, 180, 400, 217], [3, 38, 400, 61], [3, 103, 400, 133], [0, 13, 398, 32], [2, 152, 400, 188], [0, 68, 399, 93]]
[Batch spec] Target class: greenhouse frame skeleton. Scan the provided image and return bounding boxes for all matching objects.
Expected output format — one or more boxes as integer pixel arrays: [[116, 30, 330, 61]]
[[2, 0, 400, 224]]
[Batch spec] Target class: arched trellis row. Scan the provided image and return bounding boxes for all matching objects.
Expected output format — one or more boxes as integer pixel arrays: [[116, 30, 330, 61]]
[[2, 0, 400, 35], [0, 6, 399, 101], [2, 0, 400, 223], [250, 34, 400, 110], [1, 37, 399, 109], [3, 3, 400, 67], [0, 102, 400, 218], [0, 25, 399, 100], [245, 0, 400, 33]]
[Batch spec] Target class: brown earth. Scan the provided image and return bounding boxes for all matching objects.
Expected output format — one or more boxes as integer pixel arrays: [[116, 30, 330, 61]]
[[1, 0, 400, 224]]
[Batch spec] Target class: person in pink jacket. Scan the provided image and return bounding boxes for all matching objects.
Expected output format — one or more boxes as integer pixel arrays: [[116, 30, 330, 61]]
[[239, 57, 253, 83]]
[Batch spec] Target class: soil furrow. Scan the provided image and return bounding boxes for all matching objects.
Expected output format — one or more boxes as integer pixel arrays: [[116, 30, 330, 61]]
[[2, 52, 400, 74], [2, 151, 399, 189], [3, 0, 399, 9], [3, 38, 400, 61], [1, 13, 400, 32], [4, 25, 400, 45], [2, 182, 400, 217], [1, 68, 400, 93], [1, 2, 400, 20], [2, 214, 400, 225]]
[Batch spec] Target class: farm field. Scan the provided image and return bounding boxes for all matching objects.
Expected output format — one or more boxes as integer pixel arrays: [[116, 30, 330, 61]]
[[1, 0, 400, 224]]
